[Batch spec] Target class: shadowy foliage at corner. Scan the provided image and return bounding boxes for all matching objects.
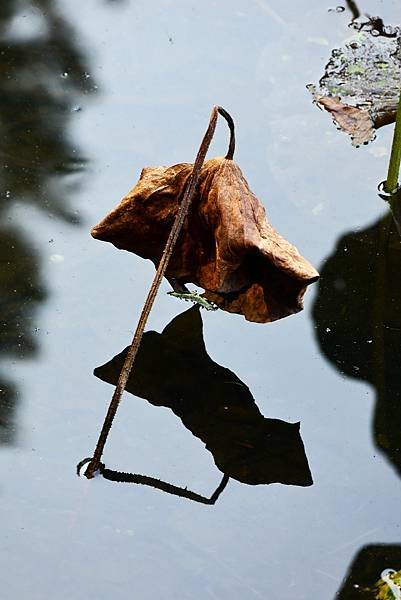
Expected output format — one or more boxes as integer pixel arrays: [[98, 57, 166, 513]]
[[0, 0, 98, 443], [336, 544, 401, 598]]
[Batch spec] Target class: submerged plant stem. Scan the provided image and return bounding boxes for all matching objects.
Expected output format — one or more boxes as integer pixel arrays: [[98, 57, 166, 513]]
[[385, 89, 401, 194], [83, 105, 235, 479]]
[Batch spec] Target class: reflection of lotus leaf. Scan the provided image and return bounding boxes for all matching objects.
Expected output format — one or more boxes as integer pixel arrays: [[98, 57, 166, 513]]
[[336, 544, 401, 599], [312, 214, 401, 477], [95, 306, 313, 487]]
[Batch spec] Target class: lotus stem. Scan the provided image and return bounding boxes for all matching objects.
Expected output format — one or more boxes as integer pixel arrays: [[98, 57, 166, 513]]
[[81, 106, 235, 479], [217, 106, 235, 159], [384, 88, 401, 194]]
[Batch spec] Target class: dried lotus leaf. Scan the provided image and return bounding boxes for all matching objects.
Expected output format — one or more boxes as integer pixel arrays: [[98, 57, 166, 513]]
[[315, 95, 375, 147], [92, 157, 318, 323]]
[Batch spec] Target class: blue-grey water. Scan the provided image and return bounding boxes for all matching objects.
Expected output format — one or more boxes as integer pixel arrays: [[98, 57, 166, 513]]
[[1, 1, 401, 598]]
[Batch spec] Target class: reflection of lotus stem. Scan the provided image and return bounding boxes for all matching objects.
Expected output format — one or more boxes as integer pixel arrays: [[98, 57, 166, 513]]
[[83, 106, 236, 479], [98, 464, 230, 505], [385, 89, 401, 194]]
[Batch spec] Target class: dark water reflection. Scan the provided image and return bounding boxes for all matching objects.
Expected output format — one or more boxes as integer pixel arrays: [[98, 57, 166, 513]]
[[95, 306, 312, 497], [313, 212, 401, 477], [0, 0, 95, 443], [336, 544, 401, 598], [1, 1, 401, 599], [0, 225, 46, 443]]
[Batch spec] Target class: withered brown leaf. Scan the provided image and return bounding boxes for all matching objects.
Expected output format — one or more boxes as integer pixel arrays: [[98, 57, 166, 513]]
[[92, 156, 319, 323], [315, 95, 375, 147]]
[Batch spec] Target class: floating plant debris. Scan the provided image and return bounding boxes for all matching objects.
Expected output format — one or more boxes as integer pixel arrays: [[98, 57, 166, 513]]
[[309, 31, 401, 146]]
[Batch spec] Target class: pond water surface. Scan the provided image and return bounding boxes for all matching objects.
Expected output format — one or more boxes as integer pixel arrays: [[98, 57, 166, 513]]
[[1, 1, 401, 599]]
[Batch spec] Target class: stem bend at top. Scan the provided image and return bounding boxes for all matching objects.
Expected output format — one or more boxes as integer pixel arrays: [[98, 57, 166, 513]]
[[216, 106, 236, 160]]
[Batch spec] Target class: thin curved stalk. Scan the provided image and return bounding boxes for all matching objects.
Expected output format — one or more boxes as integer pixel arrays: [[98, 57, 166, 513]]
[[217, 106, 235, 159], [82, 105, 236, 479]]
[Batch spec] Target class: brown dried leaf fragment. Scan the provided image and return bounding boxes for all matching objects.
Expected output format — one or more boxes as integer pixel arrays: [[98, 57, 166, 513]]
[[316, 95, 375, 147], [92, 156, 318, 323]]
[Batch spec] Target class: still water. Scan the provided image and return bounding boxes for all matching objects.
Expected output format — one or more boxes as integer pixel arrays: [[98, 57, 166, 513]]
[[1, 1, 400, 598]]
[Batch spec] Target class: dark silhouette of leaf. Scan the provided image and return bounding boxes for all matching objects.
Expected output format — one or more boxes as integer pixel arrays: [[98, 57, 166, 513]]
[[312, 213, 401, 478], [336, 544, 401, 598], [95, 306, 313, 487]]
